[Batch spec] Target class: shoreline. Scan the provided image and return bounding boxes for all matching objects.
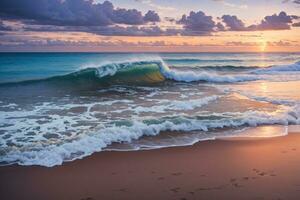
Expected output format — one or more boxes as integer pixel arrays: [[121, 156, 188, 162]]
[[1, 132, 300, 200]]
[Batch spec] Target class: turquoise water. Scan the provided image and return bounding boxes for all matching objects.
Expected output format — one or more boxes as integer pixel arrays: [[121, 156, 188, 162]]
[[0, 52, 299, 167], [1, 52, 299, 83]]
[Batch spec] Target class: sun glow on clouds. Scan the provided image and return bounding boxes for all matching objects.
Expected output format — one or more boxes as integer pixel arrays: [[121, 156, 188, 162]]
[[0, 0, 299, 52]]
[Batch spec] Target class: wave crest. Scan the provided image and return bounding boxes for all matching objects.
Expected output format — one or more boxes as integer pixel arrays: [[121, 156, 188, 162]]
[[2, 59, 300, 86], [253, 61, 300, 74]]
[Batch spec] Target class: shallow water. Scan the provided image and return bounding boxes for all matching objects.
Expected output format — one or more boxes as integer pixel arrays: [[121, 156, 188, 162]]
[[0, 52, 299, 167]]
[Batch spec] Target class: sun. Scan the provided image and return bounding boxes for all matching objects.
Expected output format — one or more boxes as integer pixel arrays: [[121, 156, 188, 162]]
[[260, 40, 267, 52]]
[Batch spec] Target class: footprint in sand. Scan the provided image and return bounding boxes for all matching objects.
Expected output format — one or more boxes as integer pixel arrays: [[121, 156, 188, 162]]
[[117, 188, 128, 192], [230, 178, 236, 183], [229, 178, 243, 187], [170, 187, 180, 193], [80, 197, 94, 200], [196, 185, 224, 191], [171, 172, 182, 176], [253, 169, 266, 176], [233, 183, 243, 188], [259, 172, 266, 176], [253, 168, 259, 172]]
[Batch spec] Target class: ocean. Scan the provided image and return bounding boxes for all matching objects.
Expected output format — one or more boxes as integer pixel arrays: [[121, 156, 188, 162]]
[[0, 52, 299, 167]]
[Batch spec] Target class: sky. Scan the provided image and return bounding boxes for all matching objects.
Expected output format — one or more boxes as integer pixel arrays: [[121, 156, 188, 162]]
[[0, 0, 299, 52]]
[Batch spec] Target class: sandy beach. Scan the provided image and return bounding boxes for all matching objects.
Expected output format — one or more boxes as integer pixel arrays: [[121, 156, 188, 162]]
[[1, 0, 300, 199], [1, 131, 300, 200]]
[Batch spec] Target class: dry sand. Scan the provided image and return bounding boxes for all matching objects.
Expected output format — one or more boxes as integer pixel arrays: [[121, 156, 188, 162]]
[[1, 132, 300, 200]]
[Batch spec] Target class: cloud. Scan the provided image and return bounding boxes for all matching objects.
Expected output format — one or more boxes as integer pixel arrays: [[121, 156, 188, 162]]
[[0, 35, 179, 48], [178, 11, 218, 35], [292, 22, 300, 27], [111, 8, 144, 25], [221, 15, 246, 31], [0, 20, 12, 31], [222, 12, 299, 31], [0, 0, 298, 38], [249, 11, 297, 30], [178, 11, 298, 35], [23, 24, 181, 36], [144, 10, 160, 22], [225, 40, 297, 47], [0, 0, 158, 26], [282, 0, 300, 4]]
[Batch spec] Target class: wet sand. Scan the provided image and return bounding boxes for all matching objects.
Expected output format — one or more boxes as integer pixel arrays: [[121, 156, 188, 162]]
[[1, 132, 300, 200]]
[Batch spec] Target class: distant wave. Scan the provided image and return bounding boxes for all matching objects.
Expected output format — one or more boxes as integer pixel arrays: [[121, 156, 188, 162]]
[[165, 58, 242, 62], [162, 68, 259, 83], [253, 61, 300, 74], [169, 65, 259, 71], [165, 57, 299, 63]]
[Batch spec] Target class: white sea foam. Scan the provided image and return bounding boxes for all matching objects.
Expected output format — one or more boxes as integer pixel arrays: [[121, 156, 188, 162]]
[[132, 95, 219, 113], [1, 104, 299, 167], [167, 70, 258, 83], [160, 64, 259, 83]]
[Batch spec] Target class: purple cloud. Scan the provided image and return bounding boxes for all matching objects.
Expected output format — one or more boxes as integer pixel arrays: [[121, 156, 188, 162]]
[[221, 12, 298, 31], [144, 10, 160, 22], [0, 0, 157, 26], [250, 11, 297, 30], [283, 0, 300, 4], [292, 22, 300, 27], [222, 15, 246, 31], [0, 0, 298, 38], [0, 20, 12, 31], [178, 11, 217, 35]]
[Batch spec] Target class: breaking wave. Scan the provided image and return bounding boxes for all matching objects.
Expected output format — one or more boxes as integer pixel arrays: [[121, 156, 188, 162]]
[[0, 60, 264, 86], [253, 61, 300, 74]]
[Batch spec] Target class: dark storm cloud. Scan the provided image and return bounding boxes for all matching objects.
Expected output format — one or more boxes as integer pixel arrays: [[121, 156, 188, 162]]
[[0, 0, 158, 26]]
